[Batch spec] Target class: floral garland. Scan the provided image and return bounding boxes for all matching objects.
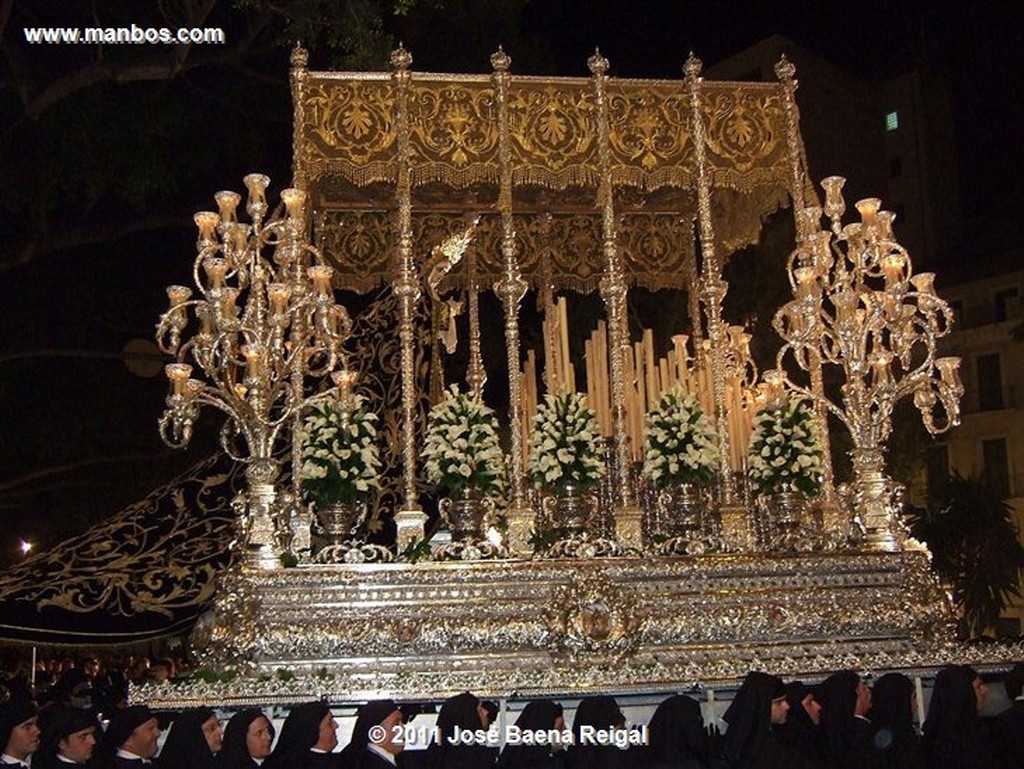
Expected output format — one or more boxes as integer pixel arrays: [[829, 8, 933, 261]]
[[642, 387, 720, 487], [297, 396, 381, 506], [747, 395, 823, 496], [421, 385, 506, 496], [529, 391, 605, 491]]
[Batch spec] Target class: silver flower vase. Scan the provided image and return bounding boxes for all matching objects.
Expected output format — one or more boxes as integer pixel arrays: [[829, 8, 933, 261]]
[[439, 487, 493, 543], [542, 482, 594, 537], [316, 500, 365, 546], [658, 482, 705, 537]]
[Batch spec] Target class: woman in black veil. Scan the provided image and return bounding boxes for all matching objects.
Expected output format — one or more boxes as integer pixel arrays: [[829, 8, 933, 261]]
[[425, 693, 494, 769], [712, 671, 788, 769], [160, 709, 222, 769], [775, 681, 826, 769], [640, 695, 708, 769], [867, 673, 924, 769], [565, 696, 628, 769], [338, 700, 401, 769], [219, 709, 276, 769], [262, 703, 340, 769], [922, 665, 996, 769], [817, 670, 873, 769], [496, 700, 565, 769]]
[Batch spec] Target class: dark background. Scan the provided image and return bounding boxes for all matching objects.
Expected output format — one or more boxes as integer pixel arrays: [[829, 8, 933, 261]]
[[1, 1, 1021, 565]]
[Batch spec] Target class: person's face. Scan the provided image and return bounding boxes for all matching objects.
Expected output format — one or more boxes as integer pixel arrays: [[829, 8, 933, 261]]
[[972, 676, 987, 711], [802, 694, 822, 725], [123, 718, 161, 759], [855, 681, 872, 717], [58, 726, 97, 764], [84, 661, 100, 678], [5, 716, 40, 759], [151, 665, 170, 681], [770, 696, 789, 725], [379, 710, 404, 756], [476, 702, 490, 728], [313, 712, 338, 752], [246, 717, 274, 759], [201, 715, 223, 754]]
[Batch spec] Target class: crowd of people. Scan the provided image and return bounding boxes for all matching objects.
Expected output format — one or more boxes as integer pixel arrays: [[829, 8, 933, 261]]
[[0, 661, 1022, 769]]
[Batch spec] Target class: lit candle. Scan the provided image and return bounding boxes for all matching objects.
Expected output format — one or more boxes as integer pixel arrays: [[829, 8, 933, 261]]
[[193, 211, 220, 246], [214, 191, 241, 225], [243, 173, 270, 207], [267, 282, 292, 314], [308, 265, 334, 295], [242, 345, 261, 377], [332, 369, 358, 408], [280, 188, 307, 220], [165, 363, 192, 396], [167, 285, 192, 312], [821, 175, 846, 221], [203, 257, 229, 290], [855, 197, 881, 229]]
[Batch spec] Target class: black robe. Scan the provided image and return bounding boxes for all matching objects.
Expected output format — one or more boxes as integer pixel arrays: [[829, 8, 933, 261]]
[[712, 671, 788, 769], [263, 703, 343, 769], [496, 700, 565, 769], [922, 666, 996, 769], [218, 709, 272, 769], [338, 701, 399, 769], [159, 708, 219, 769], [425, 693, 494, 769], [866, 673, 925, 769], [818, 671, 873, 769], [564, 696, 629, 769], [641, 694, 708, 769], [775, 681, 826, 769], [991, 699, 1024, 769]]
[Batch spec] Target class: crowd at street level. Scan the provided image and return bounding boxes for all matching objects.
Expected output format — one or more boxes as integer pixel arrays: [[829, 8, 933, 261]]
[[1, 663, 1023, 769]]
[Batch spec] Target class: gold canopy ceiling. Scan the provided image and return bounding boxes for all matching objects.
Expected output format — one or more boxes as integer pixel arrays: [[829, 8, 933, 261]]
[[291, 53, 803, 293]]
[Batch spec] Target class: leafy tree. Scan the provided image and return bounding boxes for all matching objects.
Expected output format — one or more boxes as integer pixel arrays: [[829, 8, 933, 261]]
[[906, 472, 1024, 637]]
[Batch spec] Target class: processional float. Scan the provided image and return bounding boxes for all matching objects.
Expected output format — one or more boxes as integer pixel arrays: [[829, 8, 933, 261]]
[[147, 46, 1002, 708]]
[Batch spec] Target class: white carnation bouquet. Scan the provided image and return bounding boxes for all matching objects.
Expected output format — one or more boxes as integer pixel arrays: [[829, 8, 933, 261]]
[[747, 395, 823, 496], [642, 387, 720, 487], [421, 385, 506, 496], [297, 395, 381, 506], [529, 391, 606, 491]]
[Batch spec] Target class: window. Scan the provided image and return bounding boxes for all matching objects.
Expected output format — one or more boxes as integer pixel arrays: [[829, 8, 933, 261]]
[[994, 287, 1019, 322], [982, 438, 1011, 499], [889, 157, 902, 177], [886, 110, 899, 131], [977, 354, 1003, 411]]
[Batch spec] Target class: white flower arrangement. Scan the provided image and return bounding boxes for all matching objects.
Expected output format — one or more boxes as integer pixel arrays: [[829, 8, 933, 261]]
[[747, 395, 823, 496], [642, 387, 720, 487], [421, 385, 506, 496], [297, 395, 381, 506], [529, 391, 606, 491]]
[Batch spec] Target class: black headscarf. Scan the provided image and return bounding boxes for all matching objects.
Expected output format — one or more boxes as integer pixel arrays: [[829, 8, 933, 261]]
[[642, 695, 707, 768], [496, 700, 564, 769], [922, 666, 995, 769], [817, 670, 870, 769], [36, 705, 98, 768], [219, 710, 273, 769], [776, 681, 826, 769], [263, 703, 333, 769], [716, 671, 786, 769], [160, 709, 219, 769], [868, 673, 924, 769], [565, 696, 626, 769], [427, 693, 494, 769], [338, 700, 398, 768]]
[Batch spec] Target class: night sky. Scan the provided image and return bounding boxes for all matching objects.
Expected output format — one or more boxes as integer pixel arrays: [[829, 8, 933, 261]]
[[1, 1, 1021, 565]]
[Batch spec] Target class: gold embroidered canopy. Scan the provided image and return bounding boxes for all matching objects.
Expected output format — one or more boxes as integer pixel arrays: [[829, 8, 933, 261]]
[[290, 50, 804, 293]]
